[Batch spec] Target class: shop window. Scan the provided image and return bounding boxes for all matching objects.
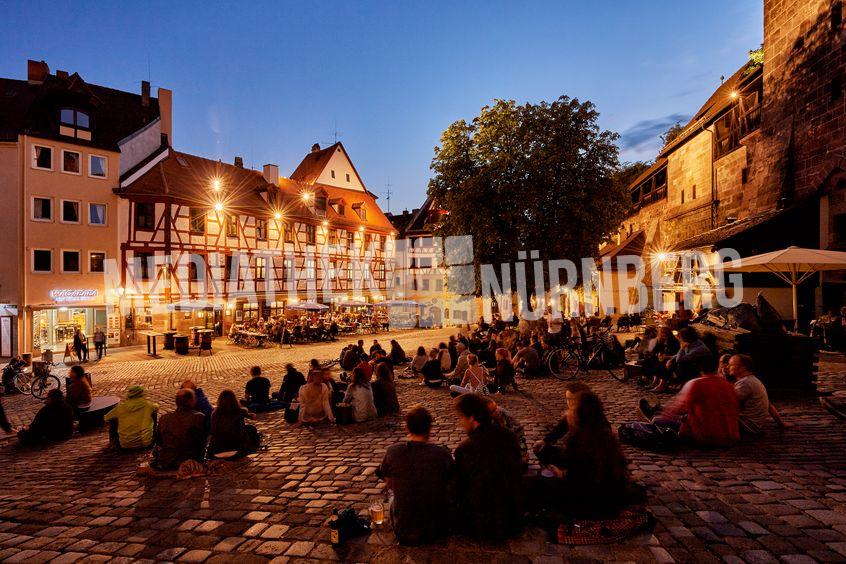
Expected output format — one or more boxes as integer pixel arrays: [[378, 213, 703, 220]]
[[89, 252, 105, 273], [89, 155, 107, 178], [61, 150, 81, 174], [61, 200, 80, 223], [89, 203, 106, 225], [32, 145, 52, 170], [32, 249, 52, 272], [256, 219, 267, 240], [62, 250, 80, 273], [190, 208, 205, 234], [135, 203, 155, 230], [32, 197, 52, 221], [305, 224, 316, 244]]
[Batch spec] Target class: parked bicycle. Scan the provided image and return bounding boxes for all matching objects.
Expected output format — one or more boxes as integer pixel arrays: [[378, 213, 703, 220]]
[[546, 329, 627, 382], [12, 364, 62, 399]]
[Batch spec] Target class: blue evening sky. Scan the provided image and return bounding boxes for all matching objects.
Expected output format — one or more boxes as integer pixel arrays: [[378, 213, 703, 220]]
[[2, 1, 762, 213]]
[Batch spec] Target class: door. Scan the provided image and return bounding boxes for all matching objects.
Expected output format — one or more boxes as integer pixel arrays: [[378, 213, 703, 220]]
[[1, 317, 12, 357]]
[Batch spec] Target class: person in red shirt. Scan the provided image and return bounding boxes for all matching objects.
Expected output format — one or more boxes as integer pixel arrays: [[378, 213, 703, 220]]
[[640, 354, 739, 446], [356, 353, 374, 381]]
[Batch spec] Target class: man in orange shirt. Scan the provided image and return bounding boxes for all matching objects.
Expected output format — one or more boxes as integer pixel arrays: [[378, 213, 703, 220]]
[[640, 354, 740, 446]]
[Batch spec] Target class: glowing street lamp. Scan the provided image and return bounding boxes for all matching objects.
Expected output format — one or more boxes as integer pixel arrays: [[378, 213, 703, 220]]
[[214, 202, 224, 212], [301, 192, 312, 202], [212, 177, 222, 192], [273, 212, 282, 220]]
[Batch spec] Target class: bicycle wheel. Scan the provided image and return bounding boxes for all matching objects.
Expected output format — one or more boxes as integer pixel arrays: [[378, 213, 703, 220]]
[[548, 347, 580, 380], [598, 348, 627, 382], [14, 372, 32, 395], [31, 375, 61, 399]]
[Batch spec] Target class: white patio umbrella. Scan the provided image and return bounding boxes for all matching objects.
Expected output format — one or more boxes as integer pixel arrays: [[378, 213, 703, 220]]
[[285, 301, 329, 311], [373, 300, 423, 308], [721, 246, 846, 330], [335, 300, 370, 308]]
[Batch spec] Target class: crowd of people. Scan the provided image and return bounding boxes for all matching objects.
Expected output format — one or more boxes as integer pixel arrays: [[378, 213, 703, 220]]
[[1, 313, 796, 548], [230, 310, 393, 344]]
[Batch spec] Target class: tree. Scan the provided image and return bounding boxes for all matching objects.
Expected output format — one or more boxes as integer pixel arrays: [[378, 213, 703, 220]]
[[613, 160, 653, 193], [660, 121, 685, 148], [427, 97, 627, 293]]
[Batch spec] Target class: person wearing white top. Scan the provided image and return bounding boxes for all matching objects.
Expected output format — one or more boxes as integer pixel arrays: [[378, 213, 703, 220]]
[[450, 354, 488, 396]]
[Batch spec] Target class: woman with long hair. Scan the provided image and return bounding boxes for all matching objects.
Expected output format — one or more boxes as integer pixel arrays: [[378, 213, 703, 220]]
[[449, 354, 488, 396], [372, 361, 400, 416], [295, 371, 335, 426], [343, 367, 378, 422], [493, 347, 517, 393], [536, 390, 629, 519], [208, 389, 258, 457]]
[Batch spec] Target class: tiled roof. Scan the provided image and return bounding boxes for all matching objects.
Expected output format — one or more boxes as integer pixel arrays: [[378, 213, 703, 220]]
[[672, 208, 786, 250], [290, 143, 337, 184], [289, 179, 396, 232], [0, 73, 160, 151]]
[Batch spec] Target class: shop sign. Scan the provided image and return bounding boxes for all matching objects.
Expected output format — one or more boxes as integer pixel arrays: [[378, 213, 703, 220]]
[[49, 289, 98, 303]]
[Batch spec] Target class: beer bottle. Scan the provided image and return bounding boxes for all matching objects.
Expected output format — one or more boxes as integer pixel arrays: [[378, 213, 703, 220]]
[[329, 509, 340, 546]]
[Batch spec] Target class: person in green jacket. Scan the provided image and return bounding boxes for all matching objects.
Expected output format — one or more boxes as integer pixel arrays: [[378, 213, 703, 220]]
[[105, 386, 159, 450]]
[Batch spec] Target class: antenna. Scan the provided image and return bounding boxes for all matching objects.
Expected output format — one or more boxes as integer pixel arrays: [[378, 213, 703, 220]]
[[332, 119, 342, 144], [384, 179, 393, 213], [147, 54, 151, 83]]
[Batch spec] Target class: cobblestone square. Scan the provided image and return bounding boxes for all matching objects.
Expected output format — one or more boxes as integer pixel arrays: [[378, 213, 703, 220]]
[[0, 328, 845, 563]]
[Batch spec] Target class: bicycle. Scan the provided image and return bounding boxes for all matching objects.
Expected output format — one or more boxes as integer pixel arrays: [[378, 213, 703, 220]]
[[546, 329, 627, 382], [14, 365, 62, 399]]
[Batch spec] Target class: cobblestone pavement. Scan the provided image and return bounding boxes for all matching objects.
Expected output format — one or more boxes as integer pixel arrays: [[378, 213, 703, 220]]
[[0, 328, 845, 563]]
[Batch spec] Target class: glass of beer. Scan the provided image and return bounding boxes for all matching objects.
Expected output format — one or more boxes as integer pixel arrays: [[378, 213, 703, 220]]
[[369, 500, 385, 527]]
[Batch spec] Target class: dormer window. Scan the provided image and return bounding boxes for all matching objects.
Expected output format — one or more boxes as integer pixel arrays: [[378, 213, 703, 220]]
[[353, 203, 366, 221], [314, 195, 328, 212], [59, 108, 91, 140], [331, 199, 345, 216]]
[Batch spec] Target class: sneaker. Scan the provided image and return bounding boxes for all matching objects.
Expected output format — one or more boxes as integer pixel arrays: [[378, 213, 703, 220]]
[[639, 399, 654, 421]]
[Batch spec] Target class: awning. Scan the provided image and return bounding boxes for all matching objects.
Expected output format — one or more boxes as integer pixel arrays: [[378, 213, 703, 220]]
[[597, 230, 645, 268]]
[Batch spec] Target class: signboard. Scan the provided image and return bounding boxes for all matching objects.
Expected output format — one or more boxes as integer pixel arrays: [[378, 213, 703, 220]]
[[49, 289, 98, 303]]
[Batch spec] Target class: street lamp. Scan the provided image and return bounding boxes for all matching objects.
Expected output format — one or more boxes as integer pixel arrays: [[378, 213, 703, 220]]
[[214, 202, 224, 212], [212, 177, 222, 192]]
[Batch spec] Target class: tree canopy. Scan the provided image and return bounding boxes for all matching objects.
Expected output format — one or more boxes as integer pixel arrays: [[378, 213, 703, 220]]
[[427, 97, 628, 289]]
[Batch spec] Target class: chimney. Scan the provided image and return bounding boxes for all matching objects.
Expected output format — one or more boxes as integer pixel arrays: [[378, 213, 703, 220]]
[[141, 80, 150, 107], [56, 70, 68, 79], [234, 156, 244, 168], [311, 143, 321, 153], [157, 87, 173, 147], [263, 164, 279, 186], [27, 60, 49, 84]]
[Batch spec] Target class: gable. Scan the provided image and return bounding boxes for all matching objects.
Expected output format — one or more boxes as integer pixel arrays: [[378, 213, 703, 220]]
[[314, 145, 365, 192]]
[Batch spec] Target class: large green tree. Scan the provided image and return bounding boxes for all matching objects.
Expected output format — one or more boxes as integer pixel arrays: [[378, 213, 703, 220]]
[[428, 97, 628, 290]]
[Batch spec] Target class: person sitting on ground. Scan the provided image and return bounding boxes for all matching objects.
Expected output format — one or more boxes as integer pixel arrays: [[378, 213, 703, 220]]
[[728, 354, 787, 435], [639, 326, 677, 387], [242, 366, 271, 411], [343, 367, 378, 422], [438, 343, 452, 372], [372, 361, 401, 416], [530, 390, 629, 520], [530, 333, 544, 358], [453, 393, 524, 541], [493, 347, 518, 393], [371, 348, 394, 371], [410, 346, 428, 376], [636, 354, 739, 447], [151, 389, 207, 470], [513, 339, 541, 376], [104, 385, 159, 450], [66, 365, 92, 410], [181, 380, 212, 429], [450, 354, 488, 396], [17, 389, 74, 446], [376, 405, 455, 545], [389, 340, 410, 365], [533, 382, 593, 467], [448, 336, 459, 368], [295, 371, 335, 426], [654, 326, 712, 392], [356, 353, 374, 381], [355, 339, 366, 356], [483, 396, 527, 465], [421, 348, 445, 388], [370, 339, 385, 356], [275, 363, 306, 406], [445, 342, 470, 384], [208, 389, 259, 458]]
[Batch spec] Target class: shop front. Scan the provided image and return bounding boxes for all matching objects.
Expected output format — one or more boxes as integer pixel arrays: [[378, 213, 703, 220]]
[[28, 288, 121, 358]]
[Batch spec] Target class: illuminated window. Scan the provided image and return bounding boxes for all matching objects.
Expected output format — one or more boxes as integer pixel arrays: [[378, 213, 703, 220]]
[[256, 219, 267, 240], [306, 224, 316, 244], [89, 252, 105, 273], [255, 256, 266, 280], [226, 214, 238, 238], [190, 208, 205, 234]]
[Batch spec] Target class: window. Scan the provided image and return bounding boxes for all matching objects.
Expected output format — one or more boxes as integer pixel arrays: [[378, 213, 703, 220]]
[[283, 258, 294, 280], [61, 150, 81, 174], [256, 219, 267, 240], [32, 197, 52, 221], [306, 224, 316, 245], [61, 200, 80, 223], [89, 155, 107, 178], [89, 203, 106, 225], [691, 185, 697, 200], [188, 255, 204, 281], [348, 230, 355, 250], [255, 256, 266, 280], [134, 252, 153, 280], [190, 208, 205, 234], [62, 250, 81, 273], [305, 259, 315, 279], [681, 190, 685, 204], [89, 252, 105, 273], [330, 229, 340, 246], [375, 262, 385, 280], [226, 214, 238, 238], [374, 234, 382, 251], [32, 145, 52, 170], [135, 203, 155, 230], [353, 204, 366, 220], [334, 203, 345, 216], [346, 173, 350, 182], [331, 170, 336, 179], [284, 222, 294, 243], [60, 108, 90, 129], [315, 195, 328, 211], [32, 249, 52, 273]]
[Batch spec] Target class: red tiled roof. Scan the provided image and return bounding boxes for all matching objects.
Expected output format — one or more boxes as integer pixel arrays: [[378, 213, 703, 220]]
[[290, 143, 337, 184]]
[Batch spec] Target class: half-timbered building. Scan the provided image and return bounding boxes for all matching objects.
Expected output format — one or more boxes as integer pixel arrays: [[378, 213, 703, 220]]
[[114, 142, 395, 341]]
